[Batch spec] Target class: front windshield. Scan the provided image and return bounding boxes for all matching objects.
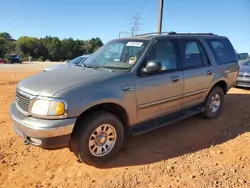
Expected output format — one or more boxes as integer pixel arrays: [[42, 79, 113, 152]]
[[83, 39, 148, 69], [237, 53, 249, 60], [69, 56, 86, 65]]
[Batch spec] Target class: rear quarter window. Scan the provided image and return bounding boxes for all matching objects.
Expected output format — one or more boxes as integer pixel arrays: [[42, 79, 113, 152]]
[[206, 38, 237, 65]]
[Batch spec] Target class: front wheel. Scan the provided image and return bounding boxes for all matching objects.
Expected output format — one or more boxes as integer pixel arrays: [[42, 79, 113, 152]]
[[71, 111, 124, 166], [202, 87, 224, 119]]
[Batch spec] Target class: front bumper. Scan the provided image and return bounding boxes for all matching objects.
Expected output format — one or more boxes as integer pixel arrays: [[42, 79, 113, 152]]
[[236, 78, 250, 88], [10, 103, 77, 149]]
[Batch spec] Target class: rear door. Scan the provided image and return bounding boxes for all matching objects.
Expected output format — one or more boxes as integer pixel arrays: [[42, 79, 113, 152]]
[[178, 39, 214, 109]]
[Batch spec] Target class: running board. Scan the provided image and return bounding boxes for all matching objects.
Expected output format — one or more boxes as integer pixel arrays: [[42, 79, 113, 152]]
[[129, 106, 204, 136]]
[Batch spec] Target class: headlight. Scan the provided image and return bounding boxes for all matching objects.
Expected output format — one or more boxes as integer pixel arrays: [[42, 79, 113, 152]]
[[31, 99, 66, 117]]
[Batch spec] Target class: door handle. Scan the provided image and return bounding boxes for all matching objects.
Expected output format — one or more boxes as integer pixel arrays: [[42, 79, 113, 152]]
[[207, 70, 214, 76], [171, 76, 179, 83]]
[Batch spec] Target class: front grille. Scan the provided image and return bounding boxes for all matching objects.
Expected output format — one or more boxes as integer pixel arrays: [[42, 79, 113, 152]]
[[238, 74, 250, 78], [238, 81, 250, 84], [16, 91, 31, 112], [237, 81, 250, 86]]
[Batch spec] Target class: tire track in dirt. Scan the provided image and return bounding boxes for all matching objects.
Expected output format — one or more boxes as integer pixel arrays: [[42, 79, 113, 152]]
[[0, 121, 7, 125], [0, 81, 19, 86]]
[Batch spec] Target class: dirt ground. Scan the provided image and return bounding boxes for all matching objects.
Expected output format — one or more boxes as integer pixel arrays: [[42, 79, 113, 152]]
[[0, 66, 250, 188]]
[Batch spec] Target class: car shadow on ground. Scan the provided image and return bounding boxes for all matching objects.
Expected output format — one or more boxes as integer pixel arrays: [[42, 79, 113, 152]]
[[100, 93, 250, 169]]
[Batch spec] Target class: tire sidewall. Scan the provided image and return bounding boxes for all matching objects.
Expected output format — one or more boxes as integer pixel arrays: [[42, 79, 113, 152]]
[[78, 112, 124, 166]]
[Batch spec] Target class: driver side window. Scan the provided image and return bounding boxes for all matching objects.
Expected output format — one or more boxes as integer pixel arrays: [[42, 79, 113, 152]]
[[147, 40, 178, 72], [104, 43, 124, 62]]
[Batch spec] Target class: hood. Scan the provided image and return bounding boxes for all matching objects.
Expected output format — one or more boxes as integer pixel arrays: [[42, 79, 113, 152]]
[[239, 65, 250, 73], [43, 64, 71, 71], [17, 66, 114, 97]]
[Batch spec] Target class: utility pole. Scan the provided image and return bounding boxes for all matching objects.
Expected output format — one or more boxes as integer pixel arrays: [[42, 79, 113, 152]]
[[158, 0, 164, 34]]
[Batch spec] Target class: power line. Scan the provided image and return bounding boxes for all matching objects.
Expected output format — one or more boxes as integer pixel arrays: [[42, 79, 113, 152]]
[[142, 11, 153, 23], [140, 0, 150, 17], [126, 0, 136, 25], [119, 31, 132, 38], [132, 13, 141, 35]]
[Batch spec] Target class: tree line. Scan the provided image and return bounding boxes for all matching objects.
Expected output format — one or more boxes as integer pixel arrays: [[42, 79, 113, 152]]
[[0, 32, 103, 61]]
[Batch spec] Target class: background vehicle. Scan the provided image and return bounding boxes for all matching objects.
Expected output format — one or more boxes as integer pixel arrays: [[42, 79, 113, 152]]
[[237, 59, 250, 87], [237, 53, 250, 65], [8, 55, 22, 64], [43, 54, 91, 72], [10, 32, 238, 166], [0, 58, 6, 64]]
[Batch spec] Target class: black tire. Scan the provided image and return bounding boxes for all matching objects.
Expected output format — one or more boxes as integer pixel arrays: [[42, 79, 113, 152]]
[[202, 87, 224, 119], [71, 111, 124, 166]]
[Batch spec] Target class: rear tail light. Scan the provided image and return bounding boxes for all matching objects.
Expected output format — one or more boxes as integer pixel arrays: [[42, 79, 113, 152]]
[[236, 64, 240, 77]]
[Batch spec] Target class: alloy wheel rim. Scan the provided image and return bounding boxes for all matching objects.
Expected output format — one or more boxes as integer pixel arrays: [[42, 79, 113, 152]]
[[88, 124, 117, 157], [210, 93, 221, 113]]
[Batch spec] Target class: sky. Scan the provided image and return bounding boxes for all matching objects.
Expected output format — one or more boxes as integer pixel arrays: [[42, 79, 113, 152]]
[[0, 0, 249, 53]]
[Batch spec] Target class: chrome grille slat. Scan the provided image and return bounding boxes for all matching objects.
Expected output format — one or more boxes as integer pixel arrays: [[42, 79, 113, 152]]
[[16, 92, 29, 99], [17, 101, 29, 107], [16, 94, 29, 102], [16, 90, 31, 112]]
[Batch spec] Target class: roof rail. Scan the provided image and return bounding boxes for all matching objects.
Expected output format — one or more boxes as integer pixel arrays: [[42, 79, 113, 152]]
[[135, 32, 176, 36], [135, 32, 216, 36], [169, 32, 216, 36]]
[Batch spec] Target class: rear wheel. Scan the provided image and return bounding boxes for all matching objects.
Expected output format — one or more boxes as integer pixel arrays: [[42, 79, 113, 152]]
[[71, 111, 124, 166], [202, 87, 224, 119]]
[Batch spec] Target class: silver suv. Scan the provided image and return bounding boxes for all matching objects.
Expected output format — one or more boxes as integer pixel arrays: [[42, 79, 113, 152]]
[[10, 32, 239, 166]]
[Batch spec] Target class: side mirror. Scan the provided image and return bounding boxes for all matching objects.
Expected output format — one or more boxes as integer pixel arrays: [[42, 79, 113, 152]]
[[143, 60, 162, 74]]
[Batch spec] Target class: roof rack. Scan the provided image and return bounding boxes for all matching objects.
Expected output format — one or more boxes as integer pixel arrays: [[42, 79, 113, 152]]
[[169, 32, 216, 36], [135, 32, 217, 36], [135, 32, 177, 36]]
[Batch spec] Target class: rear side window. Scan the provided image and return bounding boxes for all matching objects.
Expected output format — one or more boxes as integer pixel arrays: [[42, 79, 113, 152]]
[[184, 42, 203, 68], [206, 38, 237, 65]]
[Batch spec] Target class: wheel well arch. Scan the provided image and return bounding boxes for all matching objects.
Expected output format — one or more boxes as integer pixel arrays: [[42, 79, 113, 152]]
[[212, 80, 228, 94], [71, 103, 129, 137]]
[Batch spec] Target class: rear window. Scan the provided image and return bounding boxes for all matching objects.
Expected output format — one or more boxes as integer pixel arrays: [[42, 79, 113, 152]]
[[206, 38, 237, 65], [237, 53, 250, 61]]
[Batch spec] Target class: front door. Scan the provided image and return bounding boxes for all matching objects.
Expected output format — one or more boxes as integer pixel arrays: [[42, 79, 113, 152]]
[[135, 39, 184, 122]]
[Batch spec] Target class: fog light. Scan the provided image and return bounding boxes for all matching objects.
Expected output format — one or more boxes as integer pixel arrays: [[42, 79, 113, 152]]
[[29, 137, 42, 145]]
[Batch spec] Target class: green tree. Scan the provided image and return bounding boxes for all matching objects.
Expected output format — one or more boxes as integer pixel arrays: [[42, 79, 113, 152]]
[[0, 32, 103, 61], [0, 32, 12, 41]]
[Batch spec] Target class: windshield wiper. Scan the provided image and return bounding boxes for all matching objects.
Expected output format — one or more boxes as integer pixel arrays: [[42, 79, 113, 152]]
[[85, 65, 117, 72], [80, 64, 129, 72], [101, 66, 131, 70], [85, 64, 101, 68]]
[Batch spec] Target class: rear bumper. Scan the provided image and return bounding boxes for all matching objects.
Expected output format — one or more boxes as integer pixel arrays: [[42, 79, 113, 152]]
[[10, 103, 76, 149]]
